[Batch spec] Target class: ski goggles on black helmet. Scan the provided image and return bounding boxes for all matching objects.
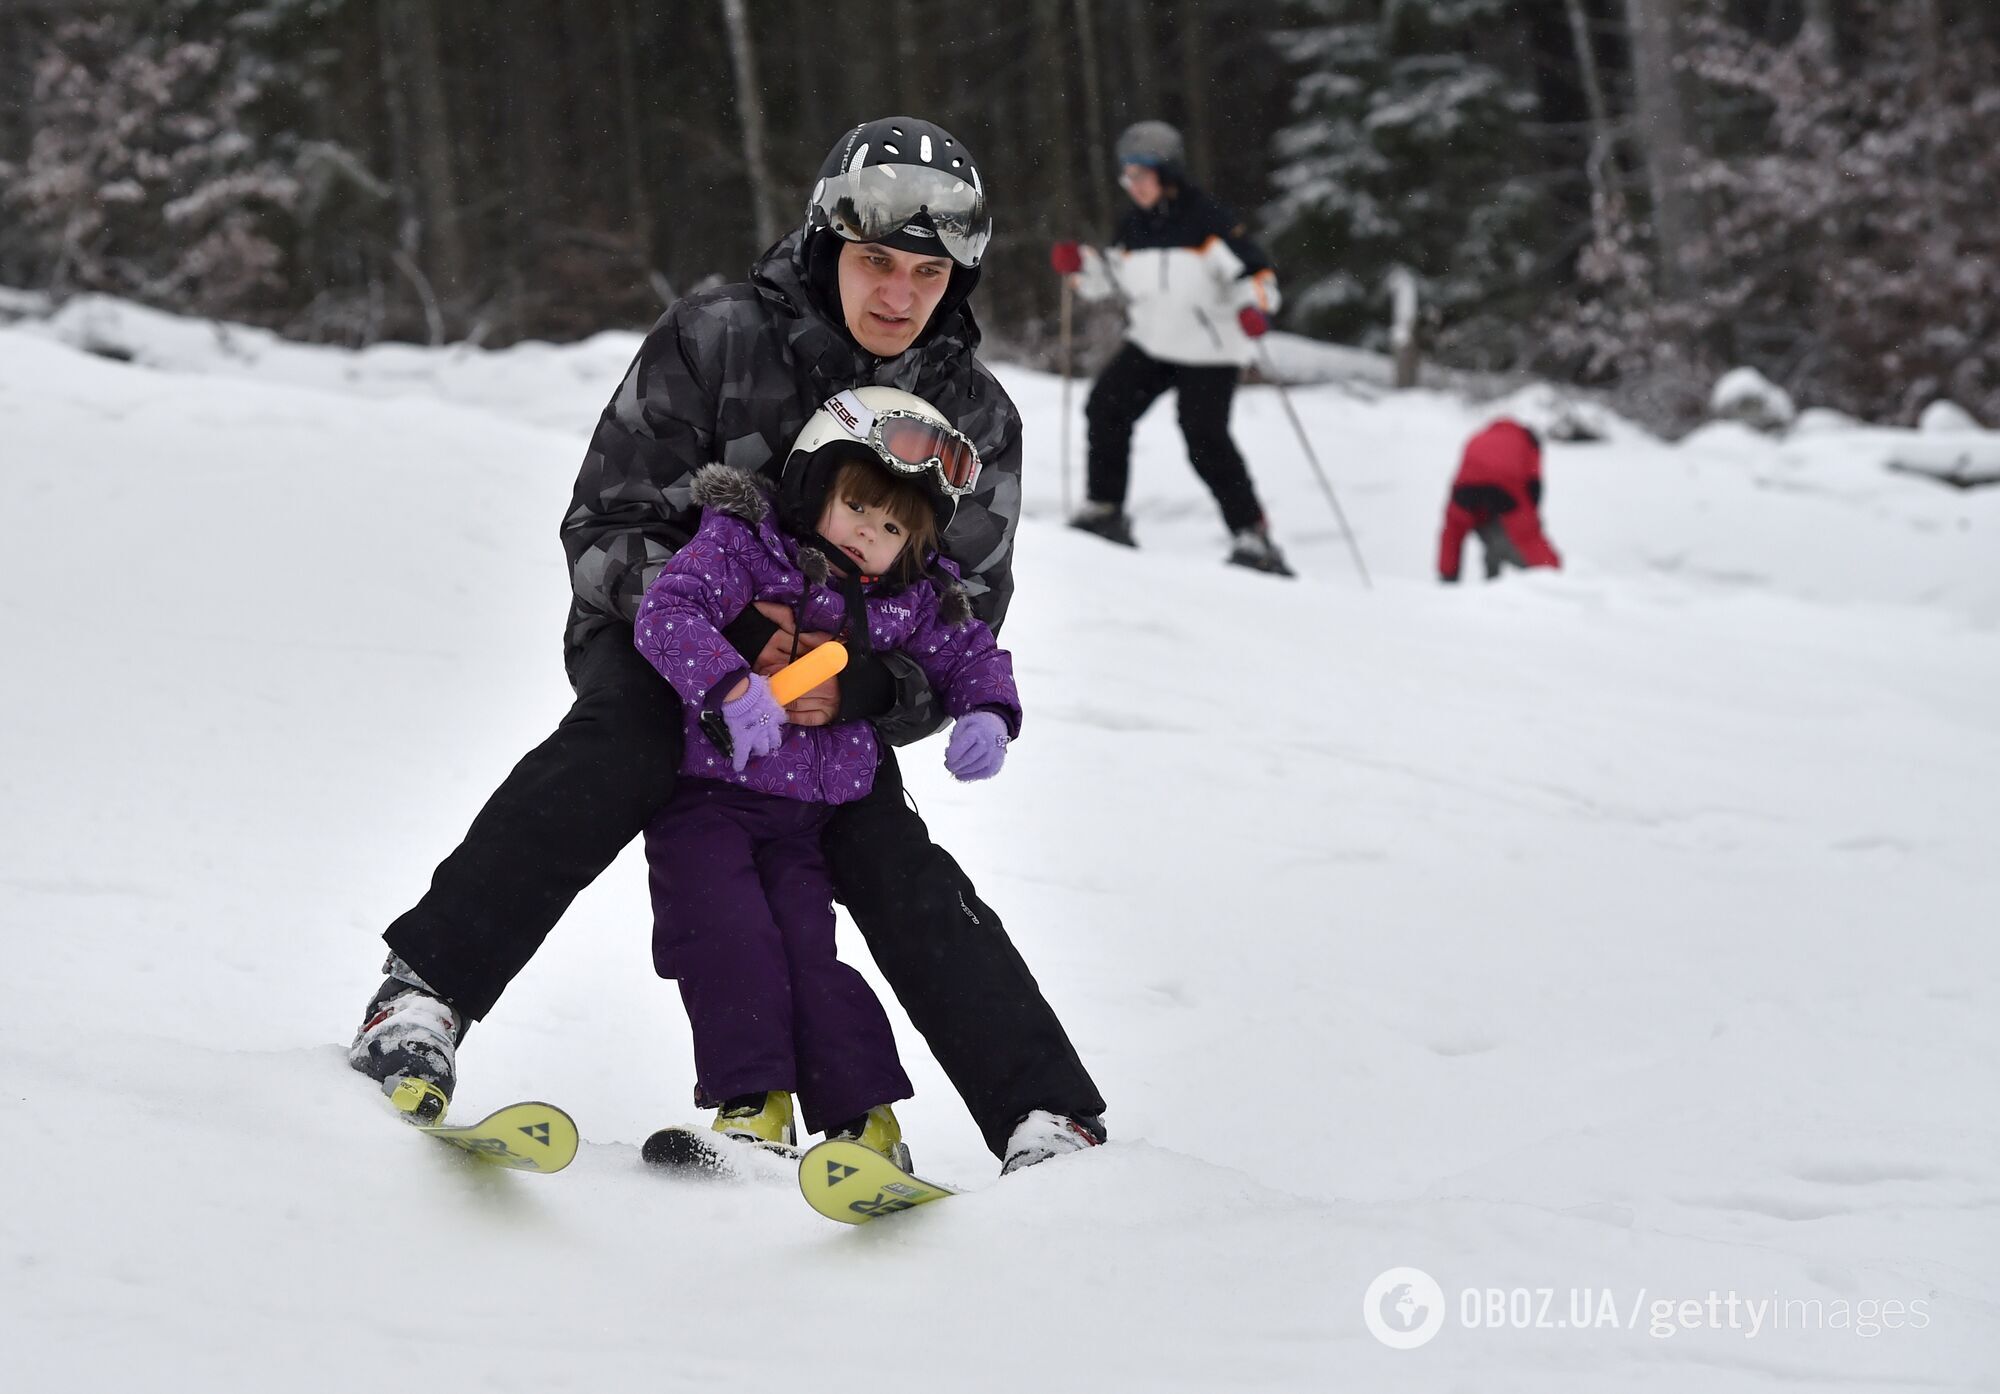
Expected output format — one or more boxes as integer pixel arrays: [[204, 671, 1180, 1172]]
[[809, 163, 992, 268], [822, 389, 983, 500]]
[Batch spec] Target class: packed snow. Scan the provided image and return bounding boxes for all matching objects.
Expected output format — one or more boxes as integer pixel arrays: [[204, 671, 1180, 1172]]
[[1, 302, 1994, 1392]]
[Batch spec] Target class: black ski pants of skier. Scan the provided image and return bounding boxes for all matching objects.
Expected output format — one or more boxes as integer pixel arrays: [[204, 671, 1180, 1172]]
[[1474, 519, 1528, 580], [1085, 341, 1266, 533], [383, 624, 1104, 1158]]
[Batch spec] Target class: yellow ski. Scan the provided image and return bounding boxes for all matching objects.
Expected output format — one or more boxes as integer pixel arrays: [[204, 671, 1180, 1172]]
[[798, 1138, 956, 1224], [390, 1079, 578, 1174]]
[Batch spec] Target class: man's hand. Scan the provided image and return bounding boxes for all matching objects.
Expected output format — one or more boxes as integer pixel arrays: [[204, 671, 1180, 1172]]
[[784, 680, 840, 727], [749, 600, 841, 726]]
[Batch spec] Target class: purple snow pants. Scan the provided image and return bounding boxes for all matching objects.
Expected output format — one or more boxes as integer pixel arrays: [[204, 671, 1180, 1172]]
[[642, 779, 912, 1134]]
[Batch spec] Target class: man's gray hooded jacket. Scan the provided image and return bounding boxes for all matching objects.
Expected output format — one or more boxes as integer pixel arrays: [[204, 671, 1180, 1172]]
[[561, 229, 1023, 743]]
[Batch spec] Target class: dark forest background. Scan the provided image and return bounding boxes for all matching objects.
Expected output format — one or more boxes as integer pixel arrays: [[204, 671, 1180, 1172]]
[[2, 0, 1995, 429]]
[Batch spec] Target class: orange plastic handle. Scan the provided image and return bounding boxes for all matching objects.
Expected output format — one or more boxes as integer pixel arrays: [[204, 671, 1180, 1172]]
[[768, 641, 849, 705]]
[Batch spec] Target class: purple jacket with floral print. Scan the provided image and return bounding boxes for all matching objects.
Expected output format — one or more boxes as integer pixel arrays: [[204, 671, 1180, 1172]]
[[635, 466, 1022, 805]]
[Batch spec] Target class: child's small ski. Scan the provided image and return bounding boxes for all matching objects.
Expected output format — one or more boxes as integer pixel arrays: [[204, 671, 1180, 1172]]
[[797, 1138, 957, 1224], [642, 1124, 800, 1177], [389, 1077, 578, 1174]]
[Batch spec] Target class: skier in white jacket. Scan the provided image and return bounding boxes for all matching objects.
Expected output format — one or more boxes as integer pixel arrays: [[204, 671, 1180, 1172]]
[[1051, 120, 1292, 576]]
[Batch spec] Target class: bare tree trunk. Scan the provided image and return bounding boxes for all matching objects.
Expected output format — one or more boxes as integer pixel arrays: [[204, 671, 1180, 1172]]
[[1914, 0, 1943, 96], [720, 0, 782, 249], [1913, 0, 1945, 243], [1387, 265, 1420, 389], [1073, 0, 1113, 232], [1032, 0, 1080, 338], [374, 0, 422, 333], [610, 0, 658, 278], [0, 14, 24, 173], [1622, 0, 1693, 296], [1559, 0, 1619, 227], [893, 0, 937, 116], [403, 0, 465, 306], [1033, 0, 1080, 237], [502, 6, 558, 269], [1176, 0, 1213, 187], [1120, 0, 1161, 131], [789, 0, 825, 161]]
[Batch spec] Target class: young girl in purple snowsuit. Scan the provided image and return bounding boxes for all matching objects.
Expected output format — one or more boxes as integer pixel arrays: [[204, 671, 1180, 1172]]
[[634, 386, 1021, 1170]]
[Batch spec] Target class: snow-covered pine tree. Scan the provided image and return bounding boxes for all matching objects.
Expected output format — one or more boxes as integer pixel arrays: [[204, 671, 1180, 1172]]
[[6, 1, 326, 321], [1264, 0, 1552, 363], [1674, 0, 2000, 426]]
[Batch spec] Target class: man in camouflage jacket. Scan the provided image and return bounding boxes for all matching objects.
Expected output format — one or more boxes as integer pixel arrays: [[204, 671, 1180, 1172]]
[[354, 123, 1105, 1164]]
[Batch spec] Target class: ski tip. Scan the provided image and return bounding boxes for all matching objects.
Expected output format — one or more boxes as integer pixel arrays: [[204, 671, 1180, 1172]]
[[797, 1138, 956, 1225], [642, 1126, 724, 1172], [415, 1101, 579, 1174]]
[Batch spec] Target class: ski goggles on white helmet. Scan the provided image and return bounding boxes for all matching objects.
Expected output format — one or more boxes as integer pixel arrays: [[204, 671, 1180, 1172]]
[[821, 389, 983, 498], [809, 163, 992, 268]]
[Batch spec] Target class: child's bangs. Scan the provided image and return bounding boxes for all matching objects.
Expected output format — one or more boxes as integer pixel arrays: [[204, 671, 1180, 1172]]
[[830, 455, 934, 537]]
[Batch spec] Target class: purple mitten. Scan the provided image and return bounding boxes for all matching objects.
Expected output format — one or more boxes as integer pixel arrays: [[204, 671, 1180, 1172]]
[[720, 673, 786, 771], [944, 710, 1010, 782]]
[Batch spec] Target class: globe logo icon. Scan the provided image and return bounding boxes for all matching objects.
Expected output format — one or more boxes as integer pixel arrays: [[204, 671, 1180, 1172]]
[[1363, 1267, 1446, 1349], [1383, 1284, 1425, 1330]]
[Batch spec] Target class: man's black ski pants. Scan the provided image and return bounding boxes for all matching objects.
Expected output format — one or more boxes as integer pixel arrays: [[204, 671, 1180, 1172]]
[[383, 625, 1104, 1157]]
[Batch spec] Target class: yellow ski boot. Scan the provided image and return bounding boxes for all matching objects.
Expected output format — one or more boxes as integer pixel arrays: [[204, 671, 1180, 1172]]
[[712, 1091, 797, 1148], [827, 1104, 912, 1173]]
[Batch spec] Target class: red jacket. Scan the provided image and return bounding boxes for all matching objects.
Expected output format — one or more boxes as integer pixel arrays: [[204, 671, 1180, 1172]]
[[1437, 419, 1562, 581]]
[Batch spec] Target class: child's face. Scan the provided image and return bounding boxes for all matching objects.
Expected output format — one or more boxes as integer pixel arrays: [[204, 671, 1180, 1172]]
[[817, 490, 909, 577]]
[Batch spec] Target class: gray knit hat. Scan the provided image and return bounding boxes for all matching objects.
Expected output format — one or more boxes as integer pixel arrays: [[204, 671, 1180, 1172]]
[[1115, 121, 1186, 178]]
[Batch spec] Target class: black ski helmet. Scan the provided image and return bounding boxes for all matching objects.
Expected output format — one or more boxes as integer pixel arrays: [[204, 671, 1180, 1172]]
[[803, 116, 988, 339], [807, 116, 990, 266]]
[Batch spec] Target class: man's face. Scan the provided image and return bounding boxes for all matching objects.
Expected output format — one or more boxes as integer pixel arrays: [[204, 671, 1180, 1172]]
[[838, 241, 954, 357], [1119, 163, 1164, 210]]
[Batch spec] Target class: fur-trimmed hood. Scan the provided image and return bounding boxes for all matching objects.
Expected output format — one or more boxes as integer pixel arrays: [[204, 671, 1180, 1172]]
[[689, 463, 972, 626]]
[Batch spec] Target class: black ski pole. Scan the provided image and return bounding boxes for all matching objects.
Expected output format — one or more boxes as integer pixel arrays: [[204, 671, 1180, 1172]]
[[1257, 345, 1373, 590], [1057, 272, 1075, 518]]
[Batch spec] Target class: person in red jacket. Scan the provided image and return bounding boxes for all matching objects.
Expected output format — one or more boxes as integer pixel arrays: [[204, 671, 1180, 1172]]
[[1437, 418, 1562, 583]]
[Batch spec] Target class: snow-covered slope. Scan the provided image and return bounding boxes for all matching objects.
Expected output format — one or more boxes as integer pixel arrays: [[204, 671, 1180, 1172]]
[[1, 308, 1994, 1392]]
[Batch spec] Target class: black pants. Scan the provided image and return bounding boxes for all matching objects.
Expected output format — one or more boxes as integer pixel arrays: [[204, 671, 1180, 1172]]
[[1474, 519, 1527, 580], [385, 626, 1104, 1157], [1085, 341, 1266, 533]]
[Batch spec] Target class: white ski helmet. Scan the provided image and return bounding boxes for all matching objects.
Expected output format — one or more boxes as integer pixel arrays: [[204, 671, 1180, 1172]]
[[780, 385, 983, 533]]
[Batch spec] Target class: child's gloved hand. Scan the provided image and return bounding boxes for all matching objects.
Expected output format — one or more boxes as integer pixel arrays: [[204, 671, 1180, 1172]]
[[944, 711, 1009, 782], [720, 674, 787, 771]]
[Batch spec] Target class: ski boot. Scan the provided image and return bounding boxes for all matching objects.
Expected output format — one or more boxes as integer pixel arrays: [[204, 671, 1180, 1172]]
[[1069, 502, 1137, 548], [1001, 1110, 1106, 1175], [826, 1103, 913, 1173], [1225, 524, 1295, 577], [713, 1091, 797, 1148], [348, 955, 462, 1122]]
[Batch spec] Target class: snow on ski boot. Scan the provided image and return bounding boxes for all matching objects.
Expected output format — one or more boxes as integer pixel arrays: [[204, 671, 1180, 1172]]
[[1225, 524, 1295, 577], [713, 1090, 797, 1148], [825, 1103, 912, 1173], [1068, 502, 1137, 548], [348, 955, 461, 1122], [1001, 1110, 1106, 1175]]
